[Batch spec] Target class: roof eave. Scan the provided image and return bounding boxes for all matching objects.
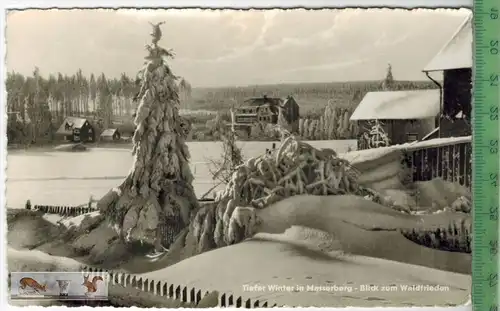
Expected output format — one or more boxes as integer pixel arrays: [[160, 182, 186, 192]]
[[423, 65, 472, 73], [422, 13, 472, 73], [351, 116, 437, 121]]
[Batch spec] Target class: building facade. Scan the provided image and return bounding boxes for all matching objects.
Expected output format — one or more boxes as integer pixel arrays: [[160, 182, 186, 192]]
[[423, 13, 472, 138], [100, 128, 121, 141], [56, 117, 95, 143], [232, 95, 300, 134], [350, 89, 440, 148]]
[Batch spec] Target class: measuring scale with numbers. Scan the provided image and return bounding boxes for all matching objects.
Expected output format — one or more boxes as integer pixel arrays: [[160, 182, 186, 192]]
[[473, 1, 500, 311]]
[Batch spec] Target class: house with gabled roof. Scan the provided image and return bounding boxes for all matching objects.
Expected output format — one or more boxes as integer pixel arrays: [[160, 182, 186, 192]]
[[350, 89, 440, 146], [56, 116, 95, 143], [100, 128, 121, 142], [232, 95, 300, 134]]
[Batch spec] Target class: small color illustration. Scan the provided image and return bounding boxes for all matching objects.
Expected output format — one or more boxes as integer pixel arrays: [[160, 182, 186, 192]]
[[10, 272, 109, 301], [56, 280, 71, 297], [82, 274, 103, 297], [18, 277, 47, 295]]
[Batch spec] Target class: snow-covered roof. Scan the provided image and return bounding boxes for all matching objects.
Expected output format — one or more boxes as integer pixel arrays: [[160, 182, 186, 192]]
[[56, 117, 90, 135], [350, 89, 440, 121], [100, 128, 119, 137], [403, 135, 471, 151], [339, 146, 399, 165], [423, 13, 472, 72], [340, 136, 471, 164]]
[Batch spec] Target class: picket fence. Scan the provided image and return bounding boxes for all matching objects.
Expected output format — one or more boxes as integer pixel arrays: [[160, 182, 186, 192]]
[[82, 266, 279, 308], [27, 202, 96, 217]]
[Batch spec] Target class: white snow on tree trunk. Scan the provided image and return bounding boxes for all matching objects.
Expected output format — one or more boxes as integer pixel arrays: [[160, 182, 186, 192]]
[[98, 22, 199, 252]]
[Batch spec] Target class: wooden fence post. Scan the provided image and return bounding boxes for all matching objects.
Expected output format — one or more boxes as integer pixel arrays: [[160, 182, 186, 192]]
[[149, 280, 155, 294], [182, 286, 188, 302], [220, 293, 226, 307], [190, 288, 195, 303], [196, 289, 202, 304], [161, 282, 167, 296], [175, 285, 181, 300], [155, 281, 161, 295]]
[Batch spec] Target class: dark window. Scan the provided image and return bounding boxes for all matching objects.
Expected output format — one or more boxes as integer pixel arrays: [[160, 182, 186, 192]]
[[443, 68, 472, 119]]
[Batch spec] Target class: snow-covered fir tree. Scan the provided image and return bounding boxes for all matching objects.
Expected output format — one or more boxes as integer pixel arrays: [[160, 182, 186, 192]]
[[381, 63, 394, 91], [97, 21, 199, 254]]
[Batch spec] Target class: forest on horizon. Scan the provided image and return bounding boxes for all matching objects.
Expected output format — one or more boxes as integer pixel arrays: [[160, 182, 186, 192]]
[[5, 65, 438, 146]]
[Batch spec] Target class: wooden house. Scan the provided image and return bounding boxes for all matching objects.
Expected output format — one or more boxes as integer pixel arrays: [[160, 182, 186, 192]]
[[422, 13, 472, 138], [350, 89, 440, 146], [56, 117, 95, 143], [100, 128, 121, 142], [232, 95, 300, 134], [401, 13, 473, 189]]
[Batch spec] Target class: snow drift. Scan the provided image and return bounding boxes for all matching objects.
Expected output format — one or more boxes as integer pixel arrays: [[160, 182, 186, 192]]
[[137, 229, 470, 307]]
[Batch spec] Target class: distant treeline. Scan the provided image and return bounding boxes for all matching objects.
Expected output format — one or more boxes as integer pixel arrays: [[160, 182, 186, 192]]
[[5, 68, 192, 146], [189, 80, 438, 115], [7, 68, 139, 121], [6, 66, 437, 146]]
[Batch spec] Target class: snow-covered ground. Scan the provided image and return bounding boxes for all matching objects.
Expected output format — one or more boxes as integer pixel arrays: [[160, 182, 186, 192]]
[[7, 197, 471, 307], [131, 194, 469, 307], [7, 247, 84, 272], [137, 234, 470, 307], [6, 138, 472, 307], [131, 193, 471, 307]]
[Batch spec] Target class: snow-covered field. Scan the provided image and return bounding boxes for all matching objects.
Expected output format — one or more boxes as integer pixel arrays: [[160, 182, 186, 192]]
[[137, 232, 470, 307], [6, 199, 471, 307], [6, 140, 356, 208], [6, 139, 473, 307]]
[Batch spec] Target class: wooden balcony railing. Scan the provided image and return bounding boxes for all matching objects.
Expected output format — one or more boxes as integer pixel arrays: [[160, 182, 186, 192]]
[[403, 136, 472, 188]]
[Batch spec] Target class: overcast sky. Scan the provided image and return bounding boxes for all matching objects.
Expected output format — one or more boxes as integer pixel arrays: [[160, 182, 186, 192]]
[[6, 8, 470, 87]]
